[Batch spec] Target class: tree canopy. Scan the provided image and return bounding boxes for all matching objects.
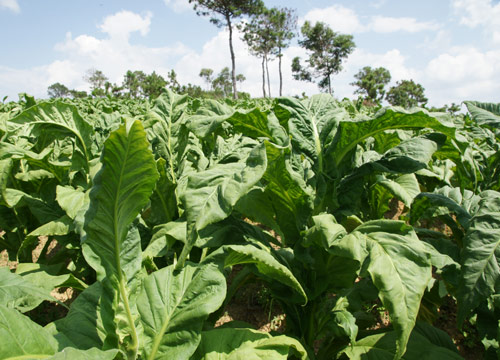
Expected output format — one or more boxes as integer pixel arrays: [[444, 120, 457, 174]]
[[189, 0, 264, 99], [47, 83, 70, 99], [386, 79, 428, 108], [351, 66, 391, 104], [292, 21, 355, 95], [84, 68, 108, 97]]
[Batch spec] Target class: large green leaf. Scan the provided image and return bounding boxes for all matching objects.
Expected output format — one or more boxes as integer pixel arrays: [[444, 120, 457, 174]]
[[339, 134, 445, 218], [342, 221, 432, 358], [83, 119, 158, 281], [0, 158, 13, 207], [0, 266, 55, 312], [52, 282, 105, 350], [226, 108, 289, 146], [143, 220, 186, 261], [0, 304, 58, 359], [181, 141, 266, 231], [9, 101, 94, 171], [146, 158, 178, 226], [137, 262, 226, 360], [343, 325, 462, 359], [184, 99, 234, 138], [276, 95, 343, 173], [464, 101, 500, 129], [409, 187, 478, 229], [457, 190, 500, 324], [15, 263, 87, 292], [234, 187, 283, 238], [0, 142, 70, 183], [376, 174, 421, 208], [56, 185, 87, 220], [17, 215, 74, 262], [144, 90, 189, 178], [191, 327, 308, 360], [47, 347, 119, 360], [331, 107, 455, 171], [177, 142, 267, 267], [212, 244, 307, 305], [82, 119, 158, 356], [262, 142, 313, 245], [296, 214, 360, 298]]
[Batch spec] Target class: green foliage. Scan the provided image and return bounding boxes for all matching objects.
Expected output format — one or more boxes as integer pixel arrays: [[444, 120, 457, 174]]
[[293, 21, 355, 94], [351, 66, 391, 103], [241, 6, 297, 98], [0, 92, 499, 359], [386, 79, 428, 108], [48, 82, 71, 99], [84, 68, 109, 98], [189, 0, 264, 99]]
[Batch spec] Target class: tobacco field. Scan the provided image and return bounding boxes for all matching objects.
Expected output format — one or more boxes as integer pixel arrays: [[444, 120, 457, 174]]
[[0, 92, 499, 359]]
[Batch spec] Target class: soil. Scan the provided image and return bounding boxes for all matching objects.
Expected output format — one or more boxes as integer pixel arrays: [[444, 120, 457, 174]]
[[384, 198, 406, 220], [215, 267, 286, 333], [0, 249, 18, 270], [0, 220, 488, 357], [1, 235, 77, 325], [434, 296, 484, 360]]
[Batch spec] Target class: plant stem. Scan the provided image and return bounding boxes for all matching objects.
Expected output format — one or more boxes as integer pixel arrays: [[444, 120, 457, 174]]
[[118, 276, 139, 360]]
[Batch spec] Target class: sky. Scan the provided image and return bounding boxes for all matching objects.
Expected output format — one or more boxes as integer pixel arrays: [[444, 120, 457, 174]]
[[0, 0, 499, 107]]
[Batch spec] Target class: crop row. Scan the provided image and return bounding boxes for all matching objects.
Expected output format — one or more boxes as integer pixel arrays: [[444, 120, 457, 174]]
[[0, 92, 499, 359]]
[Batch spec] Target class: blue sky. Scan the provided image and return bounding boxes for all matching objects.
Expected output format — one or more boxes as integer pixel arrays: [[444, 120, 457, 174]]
[[1, 0, 499, 106]]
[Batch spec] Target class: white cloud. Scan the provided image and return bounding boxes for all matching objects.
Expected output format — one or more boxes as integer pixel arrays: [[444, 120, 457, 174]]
[[99, 10, 152, 40], [163, 0, 191, 13], [423, 46, 500, 103], [452, 0, 500, 42], [0, 10, 192, 99], [302, 5, 439, 34], [370, 0, 387, 8], [170, 26, 318, 98], [0, 0, 20, 13], [370, 16, 439, 33], [1, 5, 498, 108], [303, 5, 366, 33], [329, 48, 419, 101], [419, 29, 452, 50]]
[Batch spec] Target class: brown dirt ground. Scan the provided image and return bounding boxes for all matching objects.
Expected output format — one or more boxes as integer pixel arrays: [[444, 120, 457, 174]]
[[1, 235, 77, 324]]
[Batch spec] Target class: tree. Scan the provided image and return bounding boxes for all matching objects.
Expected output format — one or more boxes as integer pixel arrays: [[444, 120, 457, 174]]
[[123, 70, 146, 98], [446, 102, 461, 114], [69, 89, 87, 99], [242, 6, 296, 98], [212, 67, 245, 98], [84, 68, 108, 97], [179, 83, 204, 97], [241, 8, 274, 97], [351, 66, 391, 104], [269, 7, 296, 96], [47, 83, 70, 99], [292, 21, 355, 95], [189, 0, 264, 99], [104, 81, 124, 97], [428, 102, 461, 114], [386, 79, 428, 108], [167, 70, 181, 93], [212, 67, 232, 97], [142, 71, 167, 98], [199, 68, 214, 90]]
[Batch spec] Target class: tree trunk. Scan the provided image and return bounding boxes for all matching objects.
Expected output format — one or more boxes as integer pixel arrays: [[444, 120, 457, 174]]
[[227, 16, 238, 100], [265, 54, 271, 98], [278, 47, 283, 97], [261, 56, 266, 98], [328, 75, 332, 95]]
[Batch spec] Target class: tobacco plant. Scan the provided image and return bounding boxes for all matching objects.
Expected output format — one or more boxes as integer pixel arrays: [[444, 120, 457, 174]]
[[0, 92, 499, 359]]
